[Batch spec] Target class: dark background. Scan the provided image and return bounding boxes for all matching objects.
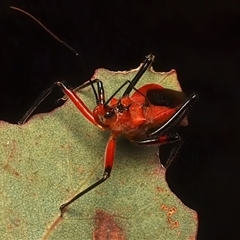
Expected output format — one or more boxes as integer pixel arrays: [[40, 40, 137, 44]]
[[1, 1, 240, 239]]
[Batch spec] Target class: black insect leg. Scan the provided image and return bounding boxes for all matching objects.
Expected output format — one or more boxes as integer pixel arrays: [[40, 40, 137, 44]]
[[159, 138, 183, 168], [60, 166, 111, 217], [62, 53, 155, 104], [18, 81, 96, 126], [134, 133, 183, 168], [148, 93, 198, 136], [60, 134, 116, 216], [59, 78, 101, 103], [122, 53, 155, 97], [18, 82, 65, 124]]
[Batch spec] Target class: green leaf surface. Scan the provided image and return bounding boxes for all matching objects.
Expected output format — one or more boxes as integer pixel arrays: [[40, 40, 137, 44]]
[[0, 66, 197, 239]]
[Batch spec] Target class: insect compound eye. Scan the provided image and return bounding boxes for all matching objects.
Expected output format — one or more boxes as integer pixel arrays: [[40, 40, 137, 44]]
[[146, 88, 187, 108], [104, 108, 115, 119]]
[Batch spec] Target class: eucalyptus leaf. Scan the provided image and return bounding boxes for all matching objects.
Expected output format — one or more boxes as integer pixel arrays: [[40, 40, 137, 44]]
[[0, 66, 197, 239]]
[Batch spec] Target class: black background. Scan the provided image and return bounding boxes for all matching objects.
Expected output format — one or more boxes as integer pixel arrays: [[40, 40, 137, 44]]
[[1, 1, 240, 239]]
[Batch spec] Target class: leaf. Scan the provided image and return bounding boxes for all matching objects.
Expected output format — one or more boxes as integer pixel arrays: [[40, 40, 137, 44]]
[[0, 65, 197, 239]]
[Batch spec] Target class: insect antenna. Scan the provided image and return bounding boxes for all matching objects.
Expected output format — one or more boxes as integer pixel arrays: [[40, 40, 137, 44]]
[[10, 6, 79, 56]]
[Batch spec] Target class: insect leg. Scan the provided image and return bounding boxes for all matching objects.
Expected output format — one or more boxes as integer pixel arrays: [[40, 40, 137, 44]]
[[122, 53, 155, 97], [62, 53, 154, 101], [134, 133, 183, 168], [18, 81, 98, 127], [59, 134, 116, 216], [134, 132, 181, 145], [59, 78, 102, 103], [70, 79, 142, 107], [73, 78, 146, 107], [70, 79, 100, 92], [62, 53, 155, 103], [159, 138, 183, 168], [148, 93, 198, 136]]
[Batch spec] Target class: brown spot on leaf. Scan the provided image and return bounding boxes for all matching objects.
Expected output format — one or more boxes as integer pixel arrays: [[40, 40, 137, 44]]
[[161, 204, 169, 211], [2, 140, 21, 177], [167, 207, 177, 217], [7, 217, 21, 228], [161, 204, 179, 230], [3, 164, 21, 177], [167, 218, 179, 229], [8, 140, 17, 160], [6, 209, 22, 230], [156, 186, 165, 192], [93, 209, 125, 240]]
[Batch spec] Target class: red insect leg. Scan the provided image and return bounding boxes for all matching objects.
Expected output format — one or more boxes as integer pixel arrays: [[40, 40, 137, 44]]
[[57, 82, 104, 129], [104, 134, 117, 172], [18, 81, 104, 129]]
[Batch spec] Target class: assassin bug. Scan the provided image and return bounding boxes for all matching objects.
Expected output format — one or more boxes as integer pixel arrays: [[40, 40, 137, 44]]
[[12, 7, 198, 216]]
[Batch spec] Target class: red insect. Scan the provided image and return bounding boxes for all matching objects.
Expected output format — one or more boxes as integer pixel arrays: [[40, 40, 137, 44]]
[[12, 6, 198, 216], [19, 54, 198, 216]]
